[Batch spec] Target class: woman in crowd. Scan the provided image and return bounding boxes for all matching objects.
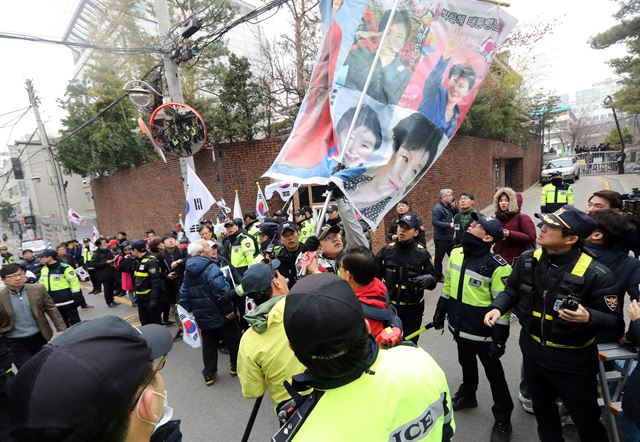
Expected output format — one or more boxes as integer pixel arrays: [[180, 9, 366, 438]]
[[493, 187, 536, 265]]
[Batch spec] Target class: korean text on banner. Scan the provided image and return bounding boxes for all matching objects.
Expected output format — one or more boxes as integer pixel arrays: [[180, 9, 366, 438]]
[[184, 165, 216, 242], [264, 0, 516, 228]]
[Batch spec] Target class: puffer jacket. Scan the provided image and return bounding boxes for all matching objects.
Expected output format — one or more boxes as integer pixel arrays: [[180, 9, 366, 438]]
[[179, 255, 228, 330], [623, 319, 640, 427], [431, 201, 457, 240], [493, 188, 536, 265]]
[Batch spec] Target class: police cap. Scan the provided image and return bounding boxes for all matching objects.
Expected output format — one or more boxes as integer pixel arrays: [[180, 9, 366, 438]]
[[535, 205, 598, 239]]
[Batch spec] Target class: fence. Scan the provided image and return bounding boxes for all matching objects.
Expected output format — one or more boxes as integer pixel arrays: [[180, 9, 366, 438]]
[[574, 151, 620, 175]]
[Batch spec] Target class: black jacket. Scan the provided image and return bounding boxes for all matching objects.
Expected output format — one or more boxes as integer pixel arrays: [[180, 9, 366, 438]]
[[431, 202, 457, 240], [90, 248, 117, 282], [492, 248, 621, 372], [134, 253, 165, 302], [22, 257, 42, 280], [622, 319, 640, 427], [375, 240, 436, 306], [277, 245, 303, 289]]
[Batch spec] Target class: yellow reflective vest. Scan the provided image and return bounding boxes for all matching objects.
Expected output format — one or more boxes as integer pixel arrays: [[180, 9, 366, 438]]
[[292, 345, 454, 442], [540, 182, 574, 213], [298, 220, 314, 244], [229, 232, 256, 272], [39, 262, 81, 307]]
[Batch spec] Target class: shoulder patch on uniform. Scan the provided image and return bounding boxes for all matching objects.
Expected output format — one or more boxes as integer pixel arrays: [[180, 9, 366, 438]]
[[501, 276, 508, 285], [604, 295, 618, 312], [491, 254, 508, 266]]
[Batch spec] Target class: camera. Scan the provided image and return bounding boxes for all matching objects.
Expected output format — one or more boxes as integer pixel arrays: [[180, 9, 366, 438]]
[[553, 294, 580, 312]]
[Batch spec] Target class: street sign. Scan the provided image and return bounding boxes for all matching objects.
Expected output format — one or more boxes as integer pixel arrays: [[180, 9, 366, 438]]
[[148, 102, 208, 158]]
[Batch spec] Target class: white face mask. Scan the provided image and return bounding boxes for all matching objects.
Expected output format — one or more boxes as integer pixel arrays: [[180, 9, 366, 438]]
[[136, 389, 173, 432]]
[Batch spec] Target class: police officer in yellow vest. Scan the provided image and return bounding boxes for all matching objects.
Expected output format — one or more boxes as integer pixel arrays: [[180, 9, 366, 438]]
[[244, 211, 261, 238], [81, 237, 100, 294], [38, 248, 82, 327], [222, 218, 256, 277], [540, 171, 574, 213], [275, 274, 454, 442], [251, 222, 281, 266], [130, 240, 163, 326], [295, 210, 314, 245], [485, 206, 621, 442], [433, 213, 513, 442]]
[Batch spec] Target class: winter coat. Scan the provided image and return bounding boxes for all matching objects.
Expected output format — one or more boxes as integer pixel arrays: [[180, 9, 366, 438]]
[[431, 201, 456, 240], [238, 297, 306, 412], [179, 255, 228, 330], [90, 248, 117, 282], [493, 188, 536, 265], [116, 255, 136, 291], [354, 278, 389, 338]]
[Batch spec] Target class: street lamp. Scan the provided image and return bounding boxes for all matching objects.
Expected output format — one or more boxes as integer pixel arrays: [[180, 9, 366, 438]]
[[603, 95, 626, 152], [123, 80, 163, 110]]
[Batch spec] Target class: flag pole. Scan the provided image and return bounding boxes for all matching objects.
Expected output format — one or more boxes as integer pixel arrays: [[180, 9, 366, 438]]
[[316, 0, 401, 235]]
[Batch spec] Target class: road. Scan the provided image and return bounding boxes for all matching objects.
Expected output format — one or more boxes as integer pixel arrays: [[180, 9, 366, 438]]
[[62, 173, 640, 442]]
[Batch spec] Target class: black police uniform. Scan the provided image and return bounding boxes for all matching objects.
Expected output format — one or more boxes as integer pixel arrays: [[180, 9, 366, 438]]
[[492, 244, 620, 442], [375, 237, 436, 342], [387, 214, 427, 246], [134, 252, 165, 326], [277, 245, 303, 289]]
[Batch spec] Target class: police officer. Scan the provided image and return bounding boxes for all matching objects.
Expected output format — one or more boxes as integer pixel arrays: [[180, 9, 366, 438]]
[[0, 247, 15, 266], [252, 222, 281, 265], [540, 171, 574, 213], [130, 240, 163, 326], [81, 238, 100, 294], [275, 274, 454, 442], [434, 213, 513, 442], [485, 206, 621, 442], [244, 211, 261, 238], [222, 218, 256, 277], [295, 210, 314, 244], [275, 221, 303, 289], [38, 249, 82, 327], [302, 206, 316, 233], [376, 213, 437, 342]]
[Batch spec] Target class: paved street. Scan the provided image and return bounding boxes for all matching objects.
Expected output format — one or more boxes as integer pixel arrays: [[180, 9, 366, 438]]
[[66, 173, 640, 442]]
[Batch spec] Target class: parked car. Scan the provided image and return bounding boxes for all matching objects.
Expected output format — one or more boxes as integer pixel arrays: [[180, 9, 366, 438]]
[[19, 239, 49, 256], [540, 157, 581, 183]]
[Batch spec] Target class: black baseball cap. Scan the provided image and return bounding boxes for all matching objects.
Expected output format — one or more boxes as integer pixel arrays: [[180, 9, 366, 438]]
[[223, 218, 236, 227], [397, 213, 420, 229], [274, 209, 286, 218], [317, 223, 340, 240], [131, 239, 147, 252], [241, 260, 280, 296], [9, 316, 172, 440], [284, 274, 366, 360], [39, 248, 58, 259], [471, 212, 503, 242], [327, 204, 338, 213], [535, 205, 597, 238], [279, 221, 298, 236], [258, 222, 279, 237]]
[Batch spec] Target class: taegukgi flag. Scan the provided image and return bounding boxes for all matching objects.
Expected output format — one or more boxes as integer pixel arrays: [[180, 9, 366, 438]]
[[264, 0, 516, 228], [265, 181, 300, 202], [255, 183, 269, 219], [184, 165, 216, 242]]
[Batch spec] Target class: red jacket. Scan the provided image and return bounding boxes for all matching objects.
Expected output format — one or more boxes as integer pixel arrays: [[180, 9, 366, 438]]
[[493, 190, 537, 265], [354, 277, 388, 338]]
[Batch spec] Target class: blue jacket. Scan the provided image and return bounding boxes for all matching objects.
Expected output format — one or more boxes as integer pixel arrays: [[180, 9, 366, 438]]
[[179, 255, 228, 331], [431, 201, 456, 240], [585, 243, 640, 303]]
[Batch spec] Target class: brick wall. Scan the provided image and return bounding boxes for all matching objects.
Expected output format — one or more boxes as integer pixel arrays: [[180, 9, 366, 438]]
[[91, 135, 541, 242]]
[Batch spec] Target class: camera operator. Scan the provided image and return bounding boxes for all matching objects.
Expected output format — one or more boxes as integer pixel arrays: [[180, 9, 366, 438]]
[[485, 206, 621, 442], [252, 222, 281, 265]]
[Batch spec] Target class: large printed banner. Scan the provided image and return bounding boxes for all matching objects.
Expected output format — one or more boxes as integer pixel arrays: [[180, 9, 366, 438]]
[[264, 0, 516, 228]]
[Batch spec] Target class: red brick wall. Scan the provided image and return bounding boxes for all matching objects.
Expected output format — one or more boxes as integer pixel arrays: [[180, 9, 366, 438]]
[[91, 135, 541, 241]]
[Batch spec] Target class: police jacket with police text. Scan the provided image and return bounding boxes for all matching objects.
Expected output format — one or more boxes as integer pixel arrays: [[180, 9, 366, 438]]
[[376, 240, 436, 305], [134, 253, 165, 302], [39, 261, 81, 307], [491, 247, 621, 349], [223, 230, 256, 273], [439, 240, 512, 343]]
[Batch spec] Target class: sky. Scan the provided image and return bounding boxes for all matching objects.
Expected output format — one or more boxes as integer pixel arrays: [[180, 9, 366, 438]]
[[0, 0, 628, 151]]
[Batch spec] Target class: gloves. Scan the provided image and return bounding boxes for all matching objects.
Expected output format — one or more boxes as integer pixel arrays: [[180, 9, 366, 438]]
[[304, 236, 320, 252], [412, 274, 437, 291], [326, 182, 344, 199], [433, 297, 448, 330], [489, 341, 506, 359]]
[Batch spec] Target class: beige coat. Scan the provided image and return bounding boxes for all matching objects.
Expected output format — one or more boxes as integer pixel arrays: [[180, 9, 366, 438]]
[[0, 283, 67, 340]]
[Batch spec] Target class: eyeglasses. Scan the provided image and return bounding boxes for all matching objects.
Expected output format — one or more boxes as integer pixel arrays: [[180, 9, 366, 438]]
[[5, 272, 25, 279], [130, 354, 168, 410]]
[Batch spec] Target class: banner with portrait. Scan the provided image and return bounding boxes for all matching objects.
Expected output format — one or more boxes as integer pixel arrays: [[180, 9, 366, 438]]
[[264, 0, 516, 228]]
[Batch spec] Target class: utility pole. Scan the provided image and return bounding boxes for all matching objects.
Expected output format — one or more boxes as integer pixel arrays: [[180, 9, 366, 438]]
[[153, 0, 194, 195], [25, 79, 72, 244]]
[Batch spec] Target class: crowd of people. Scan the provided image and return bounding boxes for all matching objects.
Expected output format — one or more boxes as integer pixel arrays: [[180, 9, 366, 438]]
[[0, 181, 639, 442]]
